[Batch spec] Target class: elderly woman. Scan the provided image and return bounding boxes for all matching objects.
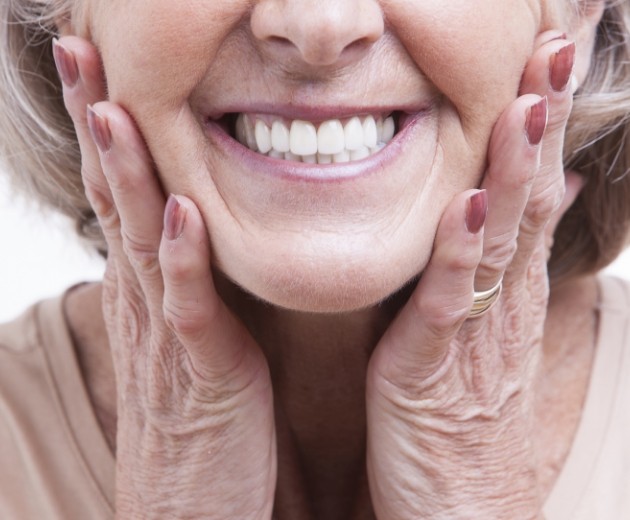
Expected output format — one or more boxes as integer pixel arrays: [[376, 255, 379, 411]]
[[1, 0, 629, 518]]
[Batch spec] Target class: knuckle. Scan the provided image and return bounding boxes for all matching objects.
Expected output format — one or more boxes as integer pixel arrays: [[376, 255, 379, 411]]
[[482, 233, 518, 269], [101, 267, 119, 310], [161, 248, 198, 282], [102, 164, 131, 193], [524, 178, 565, 230], [122, 231, 160, 273], [62, 93, 87, 125], [163, 300, 206, 342], [413, 293, 469, 338], [81, 163, 104, 188], [446, 249, 480, 273], [546, 98, 573, 132], [99, 208, 121, 237], [118, 294, 150, 345]]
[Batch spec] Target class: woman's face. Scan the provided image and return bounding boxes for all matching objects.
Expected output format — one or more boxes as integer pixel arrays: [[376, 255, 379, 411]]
[[84, 0, 575, 312]]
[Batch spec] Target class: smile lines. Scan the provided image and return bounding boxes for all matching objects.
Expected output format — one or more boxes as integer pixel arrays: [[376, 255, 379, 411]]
[[234, 113, 397, 164]]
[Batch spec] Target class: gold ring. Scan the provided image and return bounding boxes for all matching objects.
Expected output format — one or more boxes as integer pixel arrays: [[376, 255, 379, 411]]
[[469, 279, 503, 318]]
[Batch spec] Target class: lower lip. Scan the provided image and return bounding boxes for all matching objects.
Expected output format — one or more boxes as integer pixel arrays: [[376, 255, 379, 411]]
[[204, 111, 429, 183]]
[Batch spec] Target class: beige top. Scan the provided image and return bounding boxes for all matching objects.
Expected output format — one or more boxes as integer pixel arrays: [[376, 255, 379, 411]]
[[0, 277, 628, 519], [543, 276, 630, 520]]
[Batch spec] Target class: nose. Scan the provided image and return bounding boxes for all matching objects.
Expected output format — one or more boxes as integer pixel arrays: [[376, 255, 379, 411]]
[[251, 0, 384, 67]]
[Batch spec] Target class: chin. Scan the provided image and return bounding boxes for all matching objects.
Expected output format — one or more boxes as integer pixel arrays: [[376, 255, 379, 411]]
[[215, 240, 430, 314]]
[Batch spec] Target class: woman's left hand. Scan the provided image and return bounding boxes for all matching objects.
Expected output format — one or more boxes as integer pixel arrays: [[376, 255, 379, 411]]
[[366, 33, 580, 519]]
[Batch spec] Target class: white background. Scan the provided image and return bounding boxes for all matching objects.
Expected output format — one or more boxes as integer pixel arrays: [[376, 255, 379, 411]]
[[1, 174, 629, 322]]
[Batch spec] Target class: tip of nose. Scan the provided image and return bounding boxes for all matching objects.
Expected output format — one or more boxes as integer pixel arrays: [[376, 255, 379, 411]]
[[299, 40, 349, 67], [252, 1, 384, 68]]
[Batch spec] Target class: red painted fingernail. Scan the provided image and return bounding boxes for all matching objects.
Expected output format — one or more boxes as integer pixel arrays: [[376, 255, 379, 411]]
[[87, 105, 112, 153], [550, 42, 576, 92], [52, 38, 79, 88], [465, 190, 488, 234], [525, 97, 548, 146], [164, 194, 186, 240]]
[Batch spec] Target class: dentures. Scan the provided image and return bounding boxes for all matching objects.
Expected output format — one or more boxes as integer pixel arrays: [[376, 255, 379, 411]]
[[235, 114, 397, 164]]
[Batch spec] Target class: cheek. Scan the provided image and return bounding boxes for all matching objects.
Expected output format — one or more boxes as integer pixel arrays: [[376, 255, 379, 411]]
[[386, 0, 538, 126], [94, 1, 246, 111], [381, 0, 540, 191]]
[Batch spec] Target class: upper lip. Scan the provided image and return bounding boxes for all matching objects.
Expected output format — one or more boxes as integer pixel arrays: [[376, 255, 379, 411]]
[[204, 103, 430, 123]]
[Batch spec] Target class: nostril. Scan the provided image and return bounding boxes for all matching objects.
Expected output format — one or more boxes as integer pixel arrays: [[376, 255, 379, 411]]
[[251, 0, 385, 68], [268, 36, 293, 47]]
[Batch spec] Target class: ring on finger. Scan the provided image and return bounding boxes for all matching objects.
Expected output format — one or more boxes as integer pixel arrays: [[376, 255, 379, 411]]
[[469, 279, 503, 318]]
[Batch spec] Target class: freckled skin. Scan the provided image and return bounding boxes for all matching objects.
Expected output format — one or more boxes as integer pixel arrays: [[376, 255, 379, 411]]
[[83, 0, 560, 312]]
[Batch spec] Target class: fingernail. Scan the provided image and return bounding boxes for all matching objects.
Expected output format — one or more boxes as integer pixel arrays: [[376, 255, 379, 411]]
[[525, 97, 548, 146], [87, 105, 112, 153], [549, 42, 576, 92], [164, 194, 186, 240], [52, 38, 79, 88], [465, 190, 488, 234]]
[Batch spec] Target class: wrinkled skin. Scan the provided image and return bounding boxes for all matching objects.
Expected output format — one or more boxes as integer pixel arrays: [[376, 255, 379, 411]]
[[55, 0, 603, 518]]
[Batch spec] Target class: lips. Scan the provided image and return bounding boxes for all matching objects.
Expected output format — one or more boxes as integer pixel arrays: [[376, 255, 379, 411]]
[[207, 108, 430, 169]]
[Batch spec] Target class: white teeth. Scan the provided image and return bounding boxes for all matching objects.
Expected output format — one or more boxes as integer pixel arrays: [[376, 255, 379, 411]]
[[333, 150, 351, 163], [376, 117, 384, 143], [235, 113, 397, 164], [317, 120, 345, 155], [244, 121, 258, 150], [344, 117, 364, 151], [255, 119, 272, 154], [318, 153, 333, 164], [271, 121, 290, 153], [362, 116, 378, 148], [382, 117, 395, 143], [290, 120, 318, 156], [350, 146, 370, 161]]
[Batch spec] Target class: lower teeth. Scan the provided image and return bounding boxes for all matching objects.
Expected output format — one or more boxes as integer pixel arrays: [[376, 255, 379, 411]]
[[266, 144, 386, 164]]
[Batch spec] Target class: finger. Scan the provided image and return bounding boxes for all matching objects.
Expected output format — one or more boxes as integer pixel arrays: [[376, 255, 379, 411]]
[[52, 37, 110, 209], [473, 95, 546, 291], [520, 38, 576, 129], [520, 37, 576, 190], [512, 39, 577, 276], [371, 190, 486, 386], [87, 102, 166, 307], [159, 195, 265, 386]]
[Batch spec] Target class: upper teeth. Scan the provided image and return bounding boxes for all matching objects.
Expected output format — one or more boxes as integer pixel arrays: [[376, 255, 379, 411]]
[[235, 114, 396, 164]]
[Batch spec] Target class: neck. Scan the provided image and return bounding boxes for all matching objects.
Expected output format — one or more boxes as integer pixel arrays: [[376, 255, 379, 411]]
[[215, 276, 411, 519]]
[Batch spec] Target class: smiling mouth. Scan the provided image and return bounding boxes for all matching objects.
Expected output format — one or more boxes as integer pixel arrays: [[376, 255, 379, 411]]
[[218, 112, 401, 164]]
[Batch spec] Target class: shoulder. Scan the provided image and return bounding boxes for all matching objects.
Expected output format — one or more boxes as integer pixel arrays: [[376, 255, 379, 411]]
[[0, 295, 66, 407], [0, 301, 44, 355], [0, 292, 115, 519]]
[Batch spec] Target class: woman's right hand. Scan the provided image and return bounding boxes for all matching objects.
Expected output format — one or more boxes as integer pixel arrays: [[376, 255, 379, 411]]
[[53, 36, 276, 519]]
